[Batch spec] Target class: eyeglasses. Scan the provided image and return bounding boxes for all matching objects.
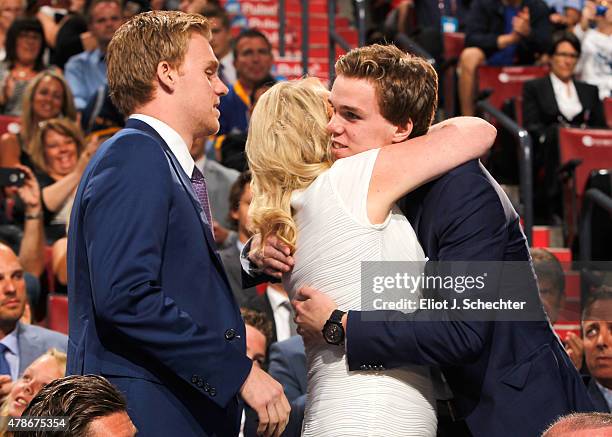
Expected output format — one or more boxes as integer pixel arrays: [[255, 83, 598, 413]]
[[553, 52, 579, 59]]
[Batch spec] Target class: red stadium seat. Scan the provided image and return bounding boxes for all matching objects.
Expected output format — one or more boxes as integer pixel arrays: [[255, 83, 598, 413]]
[[0, 115, 20, 136], [47, 294, 68, 335], [604, 97, 612, 128], [558, 127, 612, 243], [477, 65, 549, 112]]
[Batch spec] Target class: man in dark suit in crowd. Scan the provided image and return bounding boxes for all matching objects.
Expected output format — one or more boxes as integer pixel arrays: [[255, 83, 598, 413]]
[[250, 44, 594, 436], [67, 11, 289, 437], [268, 336, 307, 437], [581, 288, 612, 412]]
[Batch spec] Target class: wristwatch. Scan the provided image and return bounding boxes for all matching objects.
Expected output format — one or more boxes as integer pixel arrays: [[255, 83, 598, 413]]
[[322, 309, 346, 345]]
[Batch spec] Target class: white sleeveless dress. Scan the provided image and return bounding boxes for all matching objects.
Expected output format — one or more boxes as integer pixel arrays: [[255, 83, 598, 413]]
[[284, 149, 437, 436]]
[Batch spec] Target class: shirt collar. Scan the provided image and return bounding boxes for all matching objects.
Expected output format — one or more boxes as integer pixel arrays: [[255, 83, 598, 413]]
[[550, 73, 575, 94], [129, 114, 195, 177], [596, 380, 612, 410], [266, 285, 290, 310], [1, 323, 20, 356]]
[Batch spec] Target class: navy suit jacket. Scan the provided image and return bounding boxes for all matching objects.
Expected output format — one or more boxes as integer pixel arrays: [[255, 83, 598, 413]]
[[67, 119, 252, 436], [346, 160, 594, 436]]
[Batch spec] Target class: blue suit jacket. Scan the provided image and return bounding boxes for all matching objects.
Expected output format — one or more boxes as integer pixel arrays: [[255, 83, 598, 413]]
[[346, 160, 594, 436], [17, 322, 67, 376], [66, 119, 252, 436]]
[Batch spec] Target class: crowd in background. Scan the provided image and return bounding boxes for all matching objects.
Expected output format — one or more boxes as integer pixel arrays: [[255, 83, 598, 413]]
[[0, 0, 608, 435]]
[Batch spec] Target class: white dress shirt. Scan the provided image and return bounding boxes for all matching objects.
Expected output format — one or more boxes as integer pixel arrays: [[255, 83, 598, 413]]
[[266, 285, 292, 342], [550, 73, 583, 122]]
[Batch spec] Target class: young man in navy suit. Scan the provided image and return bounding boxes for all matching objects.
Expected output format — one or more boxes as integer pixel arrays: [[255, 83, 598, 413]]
[[67, 11, 289, 437], [249, 44, 594, 436]]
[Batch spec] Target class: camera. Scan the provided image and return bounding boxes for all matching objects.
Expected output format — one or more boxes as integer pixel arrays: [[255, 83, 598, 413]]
[[0, 168, 25, 187]]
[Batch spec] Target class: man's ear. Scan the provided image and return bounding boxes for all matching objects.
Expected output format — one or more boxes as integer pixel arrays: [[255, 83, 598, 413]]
[[157, 61, 178, 93], [391, 119, 413, 143]]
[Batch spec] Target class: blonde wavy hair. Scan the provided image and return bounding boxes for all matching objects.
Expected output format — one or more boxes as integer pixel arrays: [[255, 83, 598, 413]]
[[246, 78, 333, 252]]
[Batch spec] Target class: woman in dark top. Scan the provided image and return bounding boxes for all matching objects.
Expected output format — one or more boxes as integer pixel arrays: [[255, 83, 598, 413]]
[[27, 117, 98, 243], [0, 18, 47, 115], [522, 31, 606, 223]]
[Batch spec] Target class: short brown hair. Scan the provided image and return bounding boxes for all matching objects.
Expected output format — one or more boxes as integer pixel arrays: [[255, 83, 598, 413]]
[[21, 375, 129, 437], [335, 44, 438, 138], [199, 4, 230, 29], [228, 170, 251, 230], [29, 118, 85, 174], [107, 11, 211, 115], [531, 248, 565, 299], [241, 307, 273, 349]]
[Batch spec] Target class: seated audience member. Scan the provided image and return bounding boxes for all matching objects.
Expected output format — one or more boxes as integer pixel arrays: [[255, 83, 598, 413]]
[[21, 374, 137, 437], [220, 77, 277, 172], [0, 71, 77, 169], [0, 0, 25, 61], [240, 307, 274, 437], [268, 336, 307, 437], [27, 118, 99, 243], [190, 135, 239, 248], [0, 243, 67, 402], [0, 348, 66, 435], [246, 281, 297, 344], [217, 29, 275, 137], [532, 248, 584, 369], [200, 4, 235, 86], [50, 0, 91, 70], [64, 0, 122, 111], [546, 0, 582, 30], [80, 84, 125, 136], [523, 31, 606, 223], [0, 18, 47, 116], [458, 0, 552, 115], [532, 248, 566, 324], [219, 171, 259, 306], [581, 288, 612, 412], [574, 0, 612, 100], [542, 412, 612, 436]]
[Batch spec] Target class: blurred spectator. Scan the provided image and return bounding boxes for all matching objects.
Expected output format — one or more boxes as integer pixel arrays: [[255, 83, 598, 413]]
[[0, 0, 25, 60], [21, 375, 137, 437], [122, 0, 150, 20], [581, 287, 612, 412], [574, 0, 612, 100], [0, 242, 67, 402], [219, 76, 277, 172], [532, 247, 566, 324], [240, 307, 273, 437], [217, 29, 274, 136], [458, 0, 552, 115], [200, 5, 235, 86], [523, 32, 605, 223], [0, 70, 76, 169], [0, 17, 47, 116], [267, 336, 307, 437], [190, 133, 239, 248], [542, 412, 612, 436], [179, 0, 220, 13], [64, 0, 122, 110], [27, 118, 99, 243], [546, 0, 582, 30], [80, 84, 124, 136], [50, 0, 90, 70], [219, 171, 258, 306], [246, 281, 297, 344], [0, 348, 66, 434]]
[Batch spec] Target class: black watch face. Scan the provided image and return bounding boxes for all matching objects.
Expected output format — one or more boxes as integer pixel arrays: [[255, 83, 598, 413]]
[[324, 322, 344, 344]]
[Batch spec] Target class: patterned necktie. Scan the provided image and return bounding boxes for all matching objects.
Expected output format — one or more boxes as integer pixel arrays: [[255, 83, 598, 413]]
[[0, 344, 11, 377], [191, 166, 215, 238]]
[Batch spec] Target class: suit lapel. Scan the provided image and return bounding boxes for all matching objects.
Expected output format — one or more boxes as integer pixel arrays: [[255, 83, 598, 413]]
[[123, 120, 227, 274], [543, 76, 561, 120], [16, 323, 40, 376]]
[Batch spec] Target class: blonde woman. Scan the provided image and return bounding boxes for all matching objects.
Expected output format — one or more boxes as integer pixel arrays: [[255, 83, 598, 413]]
[[0, 348, 66, 436], [246, 59, 495, 435]]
